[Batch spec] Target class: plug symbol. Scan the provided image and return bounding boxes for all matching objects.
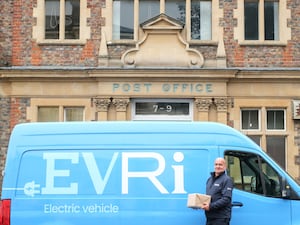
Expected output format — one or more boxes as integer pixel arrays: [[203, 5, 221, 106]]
[[24, 181, 40, 197]]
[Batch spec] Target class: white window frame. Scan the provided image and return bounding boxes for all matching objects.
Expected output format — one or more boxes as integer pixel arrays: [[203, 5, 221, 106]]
[[266, 108, 286, 131], [131, 99, 193, 121], [240, 108, 261, 131]]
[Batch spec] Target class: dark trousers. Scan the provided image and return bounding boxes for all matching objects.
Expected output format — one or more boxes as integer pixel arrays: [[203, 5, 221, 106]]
[[206, 218, 230, 225]]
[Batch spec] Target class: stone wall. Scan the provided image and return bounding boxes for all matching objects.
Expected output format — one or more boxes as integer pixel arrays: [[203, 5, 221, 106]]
[[295, 120, 300, 183]]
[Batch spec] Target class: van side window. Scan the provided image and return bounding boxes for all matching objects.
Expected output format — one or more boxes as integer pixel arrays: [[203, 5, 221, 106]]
[[225, 151, 281, 197]]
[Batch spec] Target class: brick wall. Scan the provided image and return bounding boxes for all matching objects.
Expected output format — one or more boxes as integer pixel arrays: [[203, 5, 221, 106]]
[[224, 0, 300, 67], [0, 0, 13, 66], [1, 0, 299, 67], [0, 97, 30, 190], [11, 0, 105, 66]]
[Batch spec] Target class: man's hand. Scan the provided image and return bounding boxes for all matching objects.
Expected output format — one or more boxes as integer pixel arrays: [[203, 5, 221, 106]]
[[201, 203, 210, 211]]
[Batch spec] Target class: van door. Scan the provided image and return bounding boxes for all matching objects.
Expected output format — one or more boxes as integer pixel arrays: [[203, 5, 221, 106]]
[[224, 151, 292, 225]]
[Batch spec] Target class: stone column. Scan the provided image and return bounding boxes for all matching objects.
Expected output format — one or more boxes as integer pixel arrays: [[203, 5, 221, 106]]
[[112, 98, 130, 121], [93, 97, 111, 121], [214, 97, 232, 124], [195, 98, 212, 121]]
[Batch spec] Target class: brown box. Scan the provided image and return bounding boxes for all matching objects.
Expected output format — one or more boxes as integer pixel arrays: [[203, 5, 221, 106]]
[[187, 193, 211, 208]]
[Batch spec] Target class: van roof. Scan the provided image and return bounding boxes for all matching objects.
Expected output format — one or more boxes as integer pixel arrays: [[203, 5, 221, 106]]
[[8, 121, 259, 150]]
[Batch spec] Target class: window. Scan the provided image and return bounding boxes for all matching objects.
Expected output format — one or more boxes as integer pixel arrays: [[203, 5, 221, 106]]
[[139, 0, 160, 24], [45, 0, 80, 39], [132, 99, 193, 120], [225, 151, 282, 197], [248, 135, 261, 146], [112, 0, 213, 41], [241, 109, 260, 130], [266, 136, 286, 168], [234, 0, 290, 44], [264, 1, 279, 40], [112, 0, 134, 39], [244, 0, 279, 41], [244, 0, 258, 40], [267, 109, 285, 130], [37, 106, 84, 122], [240, 107, 287, 170], [38, 106, 59, 122], [64, 107, 85, 121], [191, 0, 211, 40], [33, 0, 90, 43], [165, 0, 186, 24]]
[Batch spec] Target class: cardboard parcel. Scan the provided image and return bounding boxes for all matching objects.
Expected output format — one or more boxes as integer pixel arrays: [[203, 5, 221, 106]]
[[187, 193, 211, 209]]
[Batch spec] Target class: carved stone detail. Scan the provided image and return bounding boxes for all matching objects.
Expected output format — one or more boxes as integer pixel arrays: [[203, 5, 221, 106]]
[[195, 98, 213, 111], [121, 14, 204, 68], [93, 97, 111, 112], [214, 98, 233, 111], [214, 98, 228, 111], [195, 97, 234, 112], [112, 98, 130, 111]]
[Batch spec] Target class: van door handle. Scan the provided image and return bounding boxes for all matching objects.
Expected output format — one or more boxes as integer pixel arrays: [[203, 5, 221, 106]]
[[232, 202, 243, 207]]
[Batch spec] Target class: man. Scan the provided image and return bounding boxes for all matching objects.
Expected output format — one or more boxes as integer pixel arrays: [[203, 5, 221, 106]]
[[202, 158, 233, 225]]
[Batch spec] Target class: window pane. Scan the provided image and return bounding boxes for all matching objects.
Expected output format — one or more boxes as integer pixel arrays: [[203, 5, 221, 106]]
[[165, 0, 186, 24], [241, 110, 259, 129], [113, 0, 134, 39], [136, 102, 189, 115], [247, 135, 261, 146], [226, 152, 261, 194], [38, 107, 59, 122], [65, 0, 80, 39], [267, 110, 284, 130], [266, 136, 285, 169], [139, 0, 160, 24], [191, 0, 211, 40], [226, 151, 282, 197], [244, 0, 258, 40], [264, 1, 279, 40], [45, 0, 60, 39], [260, 157, 281, 197], [225, 155, 243, 190], [64, 107, 84, 121]]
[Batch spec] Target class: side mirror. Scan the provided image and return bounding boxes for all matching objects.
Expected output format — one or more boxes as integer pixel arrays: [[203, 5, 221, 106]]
[[281, 178, 291, 198]]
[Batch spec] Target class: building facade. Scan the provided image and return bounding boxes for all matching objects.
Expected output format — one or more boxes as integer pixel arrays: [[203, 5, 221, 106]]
[[1, 0, 300, 186]]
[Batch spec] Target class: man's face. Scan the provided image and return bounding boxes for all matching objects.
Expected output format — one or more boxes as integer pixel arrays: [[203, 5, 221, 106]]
[[214, 158, 226, 176]]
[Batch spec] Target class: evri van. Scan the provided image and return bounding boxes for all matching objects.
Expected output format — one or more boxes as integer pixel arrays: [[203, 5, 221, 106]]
[[1, 121, 300, 225]]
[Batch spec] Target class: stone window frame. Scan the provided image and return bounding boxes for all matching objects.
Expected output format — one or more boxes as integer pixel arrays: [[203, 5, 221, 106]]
[[103, 0, 222, 44], [131, 98, 194, 121], [234, 0, 291, 46], [27, 98, 93, 122], [33, 0, 91, 45]]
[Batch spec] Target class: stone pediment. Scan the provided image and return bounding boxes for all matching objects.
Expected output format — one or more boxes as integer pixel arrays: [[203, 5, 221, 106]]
[[121, 14, 204, 68]]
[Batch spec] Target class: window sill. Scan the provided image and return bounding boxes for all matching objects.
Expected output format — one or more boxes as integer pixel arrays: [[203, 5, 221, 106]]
[[37, 39, 87, 46], [239, 40, 287, 46], [107, 40, 219, 46], [107, 40, 137, 45], [188, 40, 218, 46]]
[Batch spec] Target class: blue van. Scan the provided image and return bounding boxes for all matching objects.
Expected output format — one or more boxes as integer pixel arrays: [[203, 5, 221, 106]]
[[1, 121, 300, 225]]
